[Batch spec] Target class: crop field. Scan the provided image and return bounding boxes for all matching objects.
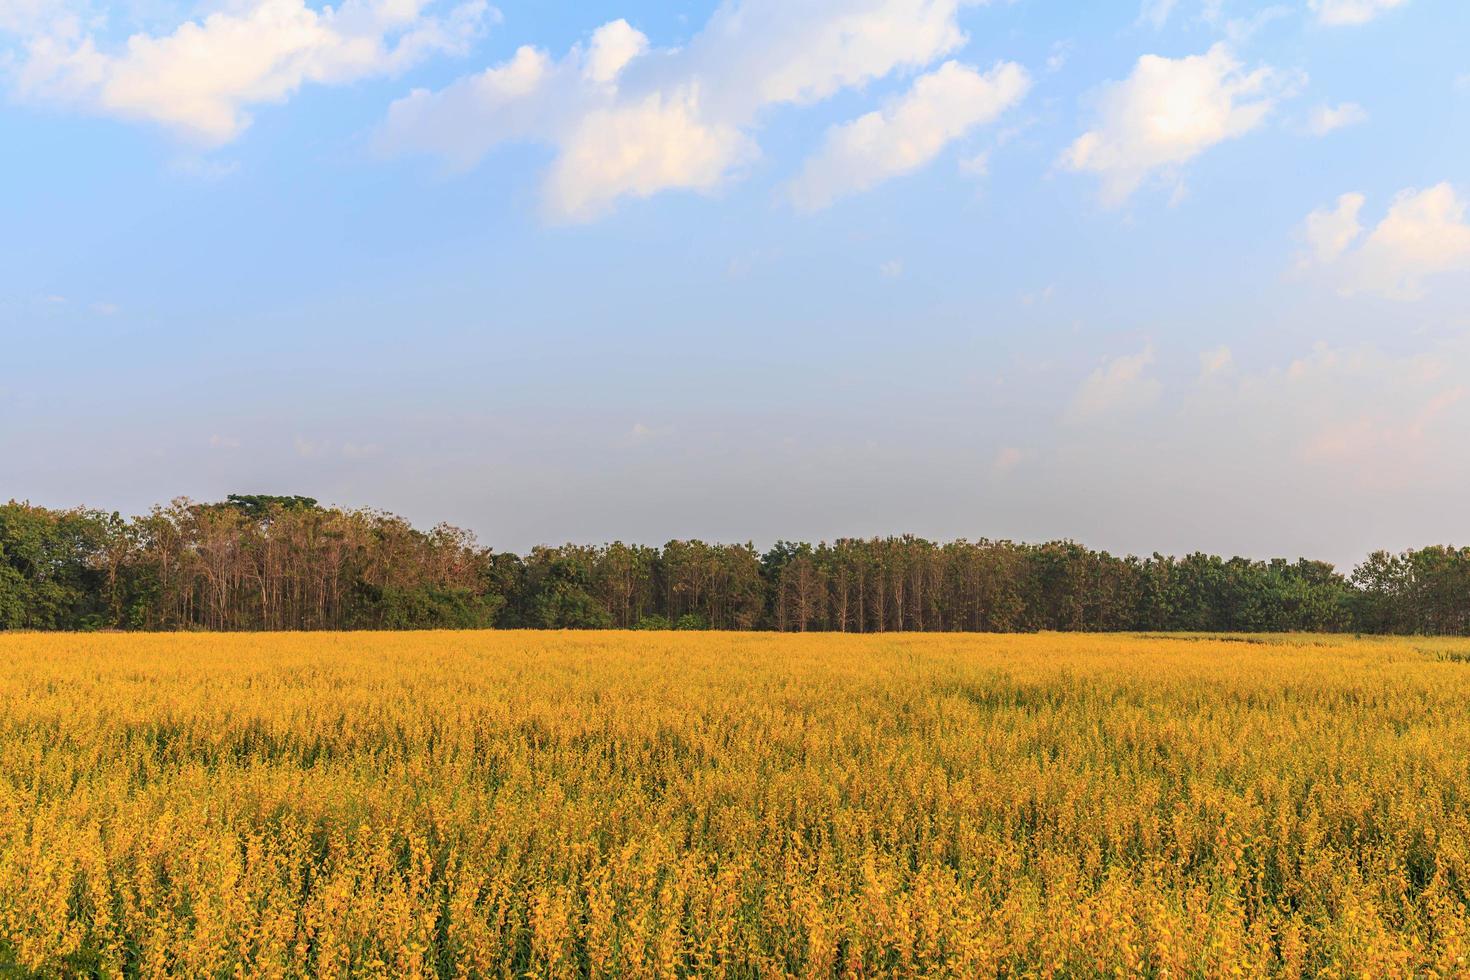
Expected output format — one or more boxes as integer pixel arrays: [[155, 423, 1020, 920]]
[[3, 632, 1470, 978]]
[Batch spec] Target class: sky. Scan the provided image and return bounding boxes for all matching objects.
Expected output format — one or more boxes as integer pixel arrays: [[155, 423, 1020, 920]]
[[2, 0, 1468, 569]]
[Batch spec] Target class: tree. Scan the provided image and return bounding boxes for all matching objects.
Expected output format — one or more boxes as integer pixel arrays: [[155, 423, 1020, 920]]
[[0, 496, 1462, 636]]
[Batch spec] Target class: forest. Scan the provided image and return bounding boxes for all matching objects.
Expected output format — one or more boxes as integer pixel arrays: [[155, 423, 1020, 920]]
[[1, 495, 1466, 634]]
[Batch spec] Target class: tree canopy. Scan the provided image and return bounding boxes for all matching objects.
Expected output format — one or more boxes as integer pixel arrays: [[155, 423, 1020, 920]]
[[2, 497, 1467, 634]]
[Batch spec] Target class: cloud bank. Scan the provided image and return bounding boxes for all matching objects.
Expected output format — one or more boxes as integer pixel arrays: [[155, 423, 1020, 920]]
[[1301, 184, 1470, 299], [380, 0, 1023, 221], [9, 0, 489, 144]]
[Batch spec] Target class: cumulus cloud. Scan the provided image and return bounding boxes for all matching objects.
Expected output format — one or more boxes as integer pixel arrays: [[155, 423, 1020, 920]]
[[1301, 184, 1470, 299], [1309, 0, 1409, 26], [1060, 44, 1288, 206], [581, 19, 647, 85], [543, 90, 755, 221], [1307, 101, 1367, 134], [382, 28, 755, 220], [1068, 345, 1161, 421], [1299, 191, 1365, 266], [10, 0, 489, 144], [787, 60, 1028, 211], [381, 0, 1001, 221]]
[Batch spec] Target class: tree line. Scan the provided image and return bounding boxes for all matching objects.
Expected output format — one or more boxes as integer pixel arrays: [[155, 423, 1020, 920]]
[[2, 496, 1467, 634]]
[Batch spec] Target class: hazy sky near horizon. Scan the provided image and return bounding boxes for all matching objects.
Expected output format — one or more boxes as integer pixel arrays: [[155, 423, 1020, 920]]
[[2, 0, 1468, 568]]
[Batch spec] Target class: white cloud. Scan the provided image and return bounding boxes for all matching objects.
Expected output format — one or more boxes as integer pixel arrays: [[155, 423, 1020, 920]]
[[958, 149, 990, 178], [1219, 5, 1293, 42], [1283, 344, 1465, 478], [208, 433, 241, 449], [1169, 340, 1470, 497], [381, 0, 994, 221], [1068, 345, 1161, 421], [879, 258, 905, 278], [788, 60, 1028, 211], [689, 0, 971, 118], [1199, 345, 1233, 377], [1060, 44, 1288, 206], [1046, 40, 1072, 73], [582, 19, 647, 85], [11, 0, 489, 144], [1299, 191, 1365, 266], [0, 0, 43, 32], [379, 44, 555, 169], [544, 90, 754, 221], [1301, 184, 1470, 299], [1307, 101, 1367, 134], [0, 0, 76, 34], [1309, 0, 1409, 26], [1138, 0, 1178, 30], [1133, 0, 1291, 39], [1031, 336, 1470, 565], [1302, 386, 1465, 468]]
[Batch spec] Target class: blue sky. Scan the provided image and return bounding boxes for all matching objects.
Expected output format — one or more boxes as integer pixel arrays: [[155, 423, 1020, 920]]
[[2, 0, 1468, 567]]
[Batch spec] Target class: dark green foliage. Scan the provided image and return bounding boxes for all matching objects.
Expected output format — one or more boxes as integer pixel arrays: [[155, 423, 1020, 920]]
[[1350, 546, 1470, 635], [521, 546, 613, 629], [1, 497, 1467, 635], [365, 585, 504, 630], [0, 503, 112, 630], [224, 494, 319, 519]]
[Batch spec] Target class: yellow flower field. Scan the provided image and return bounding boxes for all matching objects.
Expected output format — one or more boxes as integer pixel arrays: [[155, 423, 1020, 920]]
[[3, 631, 1470, 978]]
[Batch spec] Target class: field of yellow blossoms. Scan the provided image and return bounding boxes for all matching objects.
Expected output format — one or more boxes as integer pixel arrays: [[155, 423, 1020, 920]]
[[3, 630, 1470, 977]]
